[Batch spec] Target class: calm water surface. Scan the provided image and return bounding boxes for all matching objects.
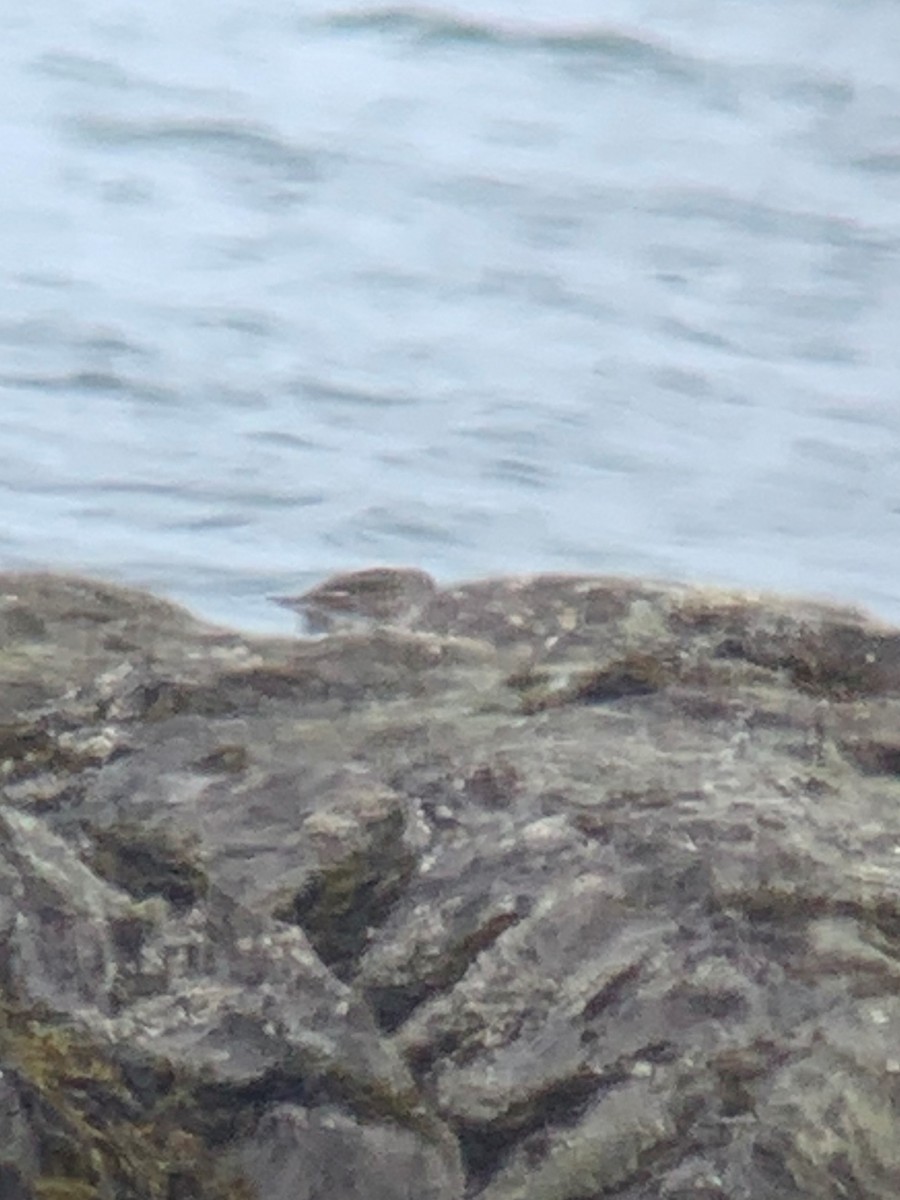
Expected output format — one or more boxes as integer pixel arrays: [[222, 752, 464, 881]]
[[2, 0, 900, 630]]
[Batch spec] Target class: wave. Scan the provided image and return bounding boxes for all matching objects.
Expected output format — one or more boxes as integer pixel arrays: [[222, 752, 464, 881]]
[[321, 5, 695, 76], [70, 116, 323, 181]]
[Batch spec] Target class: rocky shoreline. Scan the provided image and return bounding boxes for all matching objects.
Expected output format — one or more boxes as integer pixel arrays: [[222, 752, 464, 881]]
[[2, 569, 900, 1199]]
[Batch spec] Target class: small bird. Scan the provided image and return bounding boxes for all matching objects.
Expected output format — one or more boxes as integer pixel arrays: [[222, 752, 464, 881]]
[[272, 567, 437, 635]]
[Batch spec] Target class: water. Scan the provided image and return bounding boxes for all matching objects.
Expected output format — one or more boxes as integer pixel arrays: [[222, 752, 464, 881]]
[[2, 0, 900, 632]]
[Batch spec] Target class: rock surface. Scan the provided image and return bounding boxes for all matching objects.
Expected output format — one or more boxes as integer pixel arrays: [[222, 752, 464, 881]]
[[2, 567, 900, 1199]]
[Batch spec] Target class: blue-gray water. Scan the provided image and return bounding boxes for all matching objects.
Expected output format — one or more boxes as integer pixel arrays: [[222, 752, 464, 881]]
[[3, 0, 900, 632]]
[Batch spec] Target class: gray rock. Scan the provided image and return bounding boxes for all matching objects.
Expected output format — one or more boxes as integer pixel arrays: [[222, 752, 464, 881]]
[[240, 1104, 463, 1200], [2, 567, 900, 1199]]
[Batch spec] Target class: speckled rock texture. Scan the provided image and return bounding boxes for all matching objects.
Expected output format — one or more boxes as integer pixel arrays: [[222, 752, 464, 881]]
[[2, 568, 900, 1200]]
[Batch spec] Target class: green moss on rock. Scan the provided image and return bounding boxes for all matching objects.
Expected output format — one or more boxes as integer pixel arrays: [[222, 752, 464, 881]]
[[0, 998, 253, 1200], [88, 822, 209, 911], [274, 808, 415, 976]]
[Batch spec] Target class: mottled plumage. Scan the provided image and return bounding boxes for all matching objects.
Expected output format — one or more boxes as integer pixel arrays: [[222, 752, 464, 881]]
[[273, 567, 437, 634]]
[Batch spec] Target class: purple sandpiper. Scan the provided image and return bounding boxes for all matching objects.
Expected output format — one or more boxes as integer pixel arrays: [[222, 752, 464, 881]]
[[272, 567, 437, 635]]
